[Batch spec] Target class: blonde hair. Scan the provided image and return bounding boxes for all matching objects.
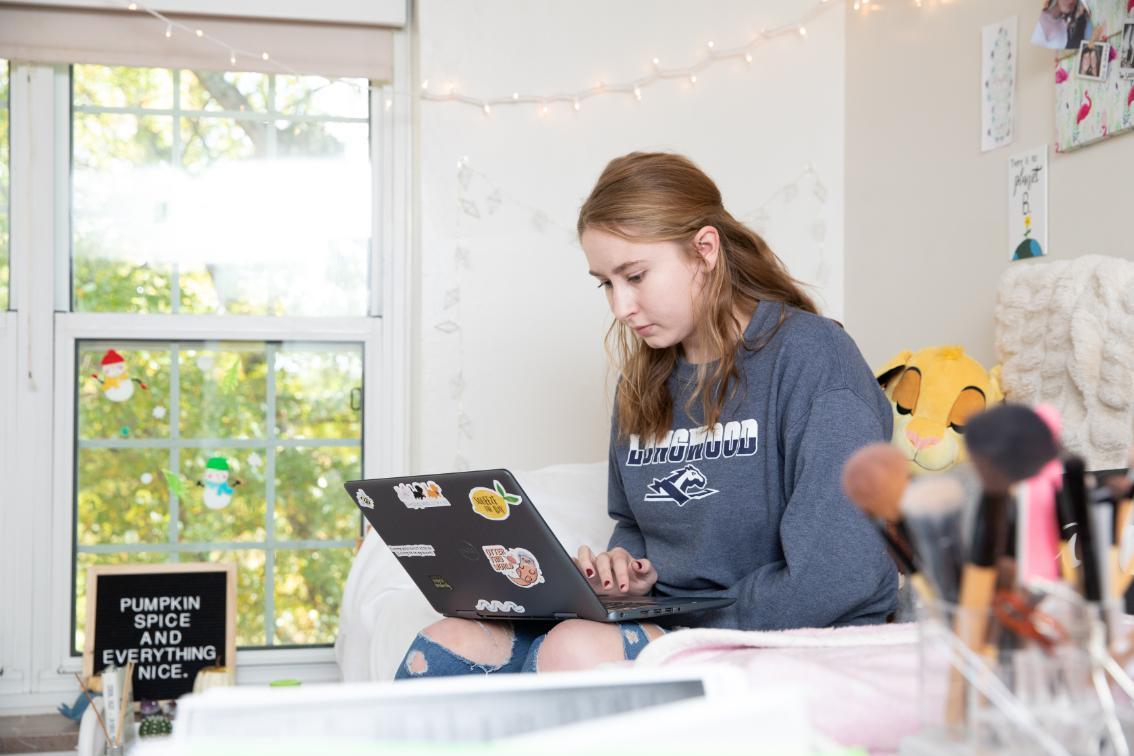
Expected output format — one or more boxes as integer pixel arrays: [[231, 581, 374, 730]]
[[577, 152, 819, 443]]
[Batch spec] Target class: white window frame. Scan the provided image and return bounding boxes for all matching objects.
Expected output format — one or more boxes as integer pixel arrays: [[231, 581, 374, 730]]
[[1, 23, 412, 711]]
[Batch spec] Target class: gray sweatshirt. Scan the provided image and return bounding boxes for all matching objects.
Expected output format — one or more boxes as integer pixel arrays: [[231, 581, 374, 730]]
[[607, 302, 898, 630]]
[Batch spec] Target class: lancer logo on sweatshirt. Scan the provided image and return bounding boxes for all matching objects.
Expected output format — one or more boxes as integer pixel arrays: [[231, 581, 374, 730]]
[[644, 464, 718, 507]]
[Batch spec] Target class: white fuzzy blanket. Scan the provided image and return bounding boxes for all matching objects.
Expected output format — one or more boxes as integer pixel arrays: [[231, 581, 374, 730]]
[[995, 255, 1134, 469]]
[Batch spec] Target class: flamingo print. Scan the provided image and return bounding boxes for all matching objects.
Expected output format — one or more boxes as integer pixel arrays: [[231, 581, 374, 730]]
[[1076, 90, 1092, 125], [1055, 67, 1068, 84], [1128, 83, 1134, 110]]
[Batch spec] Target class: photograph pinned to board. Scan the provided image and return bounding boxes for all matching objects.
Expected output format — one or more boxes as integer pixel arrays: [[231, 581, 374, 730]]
[[982, 16, 1017, 152], [1121, 21, 1134, 76], [1077, 40, 1111, 79], [1008, 147, 1048, 261], [1031, 0, 1095, 50]]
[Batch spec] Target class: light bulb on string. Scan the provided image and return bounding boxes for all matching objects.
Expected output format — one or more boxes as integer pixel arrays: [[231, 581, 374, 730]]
[[539, 103, 549, 116], [385, 98, 393, 111], [124, 0, 844, 117], [482, 103, 491, 116]]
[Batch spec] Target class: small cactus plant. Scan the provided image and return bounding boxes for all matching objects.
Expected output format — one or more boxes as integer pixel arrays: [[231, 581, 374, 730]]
[[138, 714, 172, 738]]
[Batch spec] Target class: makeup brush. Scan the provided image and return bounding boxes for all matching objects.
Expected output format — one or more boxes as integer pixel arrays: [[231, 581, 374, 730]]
[[841, 444, 928, 597], [1064, 456, 1101, 602], [1065, 455, 1132, 756], [1113, 449, 1134, 597], [898, 469, 974, 605], [1017, 405, 1070, 586], [945, 404, 1059, 726]]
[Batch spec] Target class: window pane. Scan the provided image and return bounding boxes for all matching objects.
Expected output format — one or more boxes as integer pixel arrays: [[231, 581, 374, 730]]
[[179, 71, 268, 113], [177, 447, 266, 543], [73, 64, 173, 109], [1, 60, 9, 311], [187, 549, 267, 647], [78, 344, 171, 440], [77, 448, 171, 546], [274, 547, 354, 645], [72, 65, 371, 317], [74, 339, 362, 651], [275, 446, 360, 541], [178, 344, 268, 440], [275, 75, 368, 118], [275, 344, 363, 439]]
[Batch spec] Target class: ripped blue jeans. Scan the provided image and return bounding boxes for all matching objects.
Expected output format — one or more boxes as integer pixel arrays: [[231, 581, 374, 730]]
[[394, 620, 662, 679]]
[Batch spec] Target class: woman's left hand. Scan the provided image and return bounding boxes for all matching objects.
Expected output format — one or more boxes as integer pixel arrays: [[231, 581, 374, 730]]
[[573, 545, 657, 596]]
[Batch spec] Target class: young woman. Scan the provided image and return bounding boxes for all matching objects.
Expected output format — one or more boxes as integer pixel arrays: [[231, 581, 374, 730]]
[[394, 152, 897, 679]]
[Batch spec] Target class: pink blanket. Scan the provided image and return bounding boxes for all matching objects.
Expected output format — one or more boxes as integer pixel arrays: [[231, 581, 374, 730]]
[[634, 623, 921, 753]]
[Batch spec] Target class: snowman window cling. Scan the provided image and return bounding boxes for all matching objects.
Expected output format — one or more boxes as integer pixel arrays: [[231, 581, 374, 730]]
[[91, 349, 148, 402], [198, 456, 242, 510]]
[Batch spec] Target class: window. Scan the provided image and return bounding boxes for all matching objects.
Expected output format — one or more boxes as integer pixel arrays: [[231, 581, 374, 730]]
[[64, 64, 377, 653], [0, 12, 409, 709], [1, 59, 8, 310]]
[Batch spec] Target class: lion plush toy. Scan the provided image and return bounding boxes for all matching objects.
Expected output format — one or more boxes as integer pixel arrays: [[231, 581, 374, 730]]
[[875, 346, 1002, 474]]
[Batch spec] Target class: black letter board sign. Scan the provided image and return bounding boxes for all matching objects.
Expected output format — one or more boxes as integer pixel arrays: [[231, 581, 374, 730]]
[[83, 563, 236, 701]]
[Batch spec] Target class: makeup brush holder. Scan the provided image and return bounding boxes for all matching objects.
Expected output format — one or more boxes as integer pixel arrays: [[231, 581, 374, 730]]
[[901, 599, 1134, 756]]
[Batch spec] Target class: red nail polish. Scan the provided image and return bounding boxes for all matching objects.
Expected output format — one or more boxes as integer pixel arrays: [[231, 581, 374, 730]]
[[586, 568, 594, 577], [620, 584, 628, 591], [603, 580, 611, 588]]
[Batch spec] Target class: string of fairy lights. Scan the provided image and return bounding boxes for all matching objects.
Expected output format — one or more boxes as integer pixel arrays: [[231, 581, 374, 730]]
[[111, 0, 940, 116]]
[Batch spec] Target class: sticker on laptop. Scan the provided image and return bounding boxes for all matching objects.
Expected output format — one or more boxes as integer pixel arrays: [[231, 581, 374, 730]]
[[354, 489, 375, 510], [430, 575, 453, 590], [469, 480, 523, 521], [388, 544, 436, 558], [394, 480, 452, 509], [476, 599, 526, 614], [482, 545, 545, 588]]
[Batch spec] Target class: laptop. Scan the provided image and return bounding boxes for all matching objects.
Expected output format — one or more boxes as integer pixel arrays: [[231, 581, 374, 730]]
[[344, 469, 734, 622]]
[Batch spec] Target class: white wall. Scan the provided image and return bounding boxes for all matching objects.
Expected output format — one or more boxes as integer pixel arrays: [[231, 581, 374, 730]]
[[413, 0, 847, 473], [846, 0, 1134, 370]]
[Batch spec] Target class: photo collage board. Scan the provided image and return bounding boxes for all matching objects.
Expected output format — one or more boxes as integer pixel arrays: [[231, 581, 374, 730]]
[[1051, 0, 1134, 152]]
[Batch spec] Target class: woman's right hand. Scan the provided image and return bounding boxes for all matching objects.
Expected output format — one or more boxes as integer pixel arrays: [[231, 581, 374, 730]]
[[574, 545, 657, 596]]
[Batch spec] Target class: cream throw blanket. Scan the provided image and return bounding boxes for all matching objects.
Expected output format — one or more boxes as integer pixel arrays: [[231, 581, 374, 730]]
[[995, 255, 1134, 469]]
